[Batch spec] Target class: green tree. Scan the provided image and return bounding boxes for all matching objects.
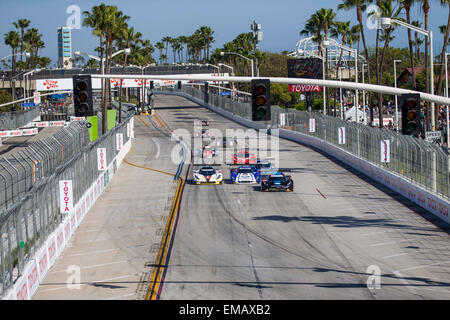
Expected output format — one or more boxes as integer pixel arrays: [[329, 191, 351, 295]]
[[4, 30, 20, 105], [13, 19, 30, 66]]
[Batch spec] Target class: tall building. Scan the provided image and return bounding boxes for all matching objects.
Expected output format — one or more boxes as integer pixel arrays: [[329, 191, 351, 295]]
[[57, 27, 72, 69]]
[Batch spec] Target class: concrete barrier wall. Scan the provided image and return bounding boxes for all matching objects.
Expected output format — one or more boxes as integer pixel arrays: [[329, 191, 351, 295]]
[[1, 126, 133, 300], [157, 90, 449, 224]]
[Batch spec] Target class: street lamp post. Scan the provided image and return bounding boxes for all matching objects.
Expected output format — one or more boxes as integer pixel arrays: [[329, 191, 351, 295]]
[[362, 63, 367, 125], [23, 68, 42, 100], [339, 67, 345, 119], [220, 52, 254, 77], [381, 17, 435, 131], [394, 59, 402, 129], [218, 63, 235, 99]]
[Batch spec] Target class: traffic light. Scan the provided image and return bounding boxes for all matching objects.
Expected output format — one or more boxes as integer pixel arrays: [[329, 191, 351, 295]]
[[251, 79, 271, 121], [150, 81, 154, 90], [178, 81, 182, 90], [400, 93, 422, 137], [73, 75, 94, 117]]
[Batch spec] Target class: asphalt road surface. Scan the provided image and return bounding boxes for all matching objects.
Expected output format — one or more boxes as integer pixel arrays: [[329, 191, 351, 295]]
[[33, 94, 449, 300]]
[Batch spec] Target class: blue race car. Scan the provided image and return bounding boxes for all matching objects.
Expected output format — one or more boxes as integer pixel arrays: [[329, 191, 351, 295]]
[[230, 166, 261, 184]]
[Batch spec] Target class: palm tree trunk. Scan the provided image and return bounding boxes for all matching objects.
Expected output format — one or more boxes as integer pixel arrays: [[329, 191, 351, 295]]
[[437, 5, 450, 98], [423, 0, 430, 131], [406, 7, 417, 90]]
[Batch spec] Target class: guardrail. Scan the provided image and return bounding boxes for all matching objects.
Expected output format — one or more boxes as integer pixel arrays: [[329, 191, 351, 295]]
[[0, 107, 40, 131], [0, 114, 133, 298]]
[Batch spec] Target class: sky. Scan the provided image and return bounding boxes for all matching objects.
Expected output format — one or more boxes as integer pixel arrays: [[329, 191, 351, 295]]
[[0, 0, 448, 67]]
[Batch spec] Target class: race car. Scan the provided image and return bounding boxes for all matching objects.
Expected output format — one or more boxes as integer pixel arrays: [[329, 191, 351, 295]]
[[194, 119, 209, 127], [233, 150, 257, 165], [230, 166, 261, 184], [255, 159, 278, 176], [260, 173, 294, 192], [193, 166, 223, 184], [201, 120, 209, 126]]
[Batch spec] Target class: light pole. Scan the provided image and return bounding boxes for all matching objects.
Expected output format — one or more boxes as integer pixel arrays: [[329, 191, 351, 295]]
[[218, 63, 235, 98], [339, 66, 345, 119], [445, 52, 449, 151], [23, 68, 42, 100], [362, 63, 367, 125], [381, 17, 435, 131], [220, 51, 254, 77], [394, 59, 402, 129]]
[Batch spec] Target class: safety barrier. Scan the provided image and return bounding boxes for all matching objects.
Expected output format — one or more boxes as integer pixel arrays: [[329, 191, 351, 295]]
[[156, 86, 449, 224], [0, 115, 134, 299]]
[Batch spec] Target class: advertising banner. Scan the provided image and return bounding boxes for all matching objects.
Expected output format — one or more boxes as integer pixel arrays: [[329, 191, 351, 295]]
[[97, 148, 106, 171], [59, 180, 73, 214], [309, 118, 316, 133], [289, 84, 322, 92], [338, 127, 346, 145], [116, 133, 123, 151], [381, 140, 391, 163]]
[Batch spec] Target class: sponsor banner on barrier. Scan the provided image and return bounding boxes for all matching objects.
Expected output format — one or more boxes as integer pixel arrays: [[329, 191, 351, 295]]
[[50, 121, 66, 127], [36, 246, 49, 282], [47, 236, 57, 267], [33, 121, 49, 128], [22, 128, 38, 136], [127, 123, 131, 138], [25, 260, 39, 299], [55, 225, 65, 256], [70, 116, 86, 122], [116, 133, 123, 151], [33, 91, 41, 105], [15, 273, 29, 300], [63, 217, 71, 246], [338, 127, 346, 145], [59, 180, 74, 214], [381, 140, 391, 163], [279, 113, 286, 126], [97, 148, 106, 171], [309, 118, 315, 133]]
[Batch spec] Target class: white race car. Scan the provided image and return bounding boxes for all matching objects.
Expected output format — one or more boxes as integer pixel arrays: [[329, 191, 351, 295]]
[[193, 166, 223, 184]]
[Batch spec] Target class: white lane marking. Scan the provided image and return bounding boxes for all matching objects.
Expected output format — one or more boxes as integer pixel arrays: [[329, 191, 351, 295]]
[[382, 246, 449, 259], [396, 260, 450, 273], [152, 138, 160, 159], [67, 248, 121, 257], [51, 260, 129, 273], [38, 273, 139, 293], [393, 271, 421, 298], [103, 293, 136, 300], [369, 239, 416, 247]]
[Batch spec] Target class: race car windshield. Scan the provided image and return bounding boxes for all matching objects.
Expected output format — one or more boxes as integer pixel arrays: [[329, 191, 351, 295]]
[[199, 169, 215, 175], [238, 168, 253, 174], [237, 153, 249, 157], [269, 177, 284, 183]]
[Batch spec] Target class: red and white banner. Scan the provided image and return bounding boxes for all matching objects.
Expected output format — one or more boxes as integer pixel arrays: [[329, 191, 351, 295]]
[[289, 84, 322, 93], [309, 118, 316, 133], [279, 113, 286, 126], [338, 127, 346, 145], [59, 180, 73, 214], [116, 133, 123, 151], [0, 128, 38, 138], [33, 91, 41, 105], [381, 140, 391, 163], [70, 116, 85, 121], [97, 148, 106, 171]]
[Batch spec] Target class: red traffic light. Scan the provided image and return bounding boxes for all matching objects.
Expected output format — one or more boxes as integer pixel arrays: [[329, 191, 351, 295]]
[[255, 84, 266, 95], [406, 99, 416, 109]]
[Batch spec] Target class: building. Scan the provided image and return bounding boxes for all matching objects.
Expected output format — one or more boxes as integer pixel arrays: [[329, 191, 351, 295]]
[[57, 27, 72, 69]]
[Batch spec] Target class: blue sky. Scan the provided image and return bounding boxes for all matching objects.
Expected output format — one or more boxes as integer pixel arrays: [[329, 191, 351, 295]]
[[0, 0, 448, 67]]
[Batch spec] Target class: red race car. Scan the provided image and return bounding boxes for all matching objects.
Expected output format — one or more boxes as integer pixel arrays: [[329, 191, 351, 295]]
[[233, 150, 257, 164]]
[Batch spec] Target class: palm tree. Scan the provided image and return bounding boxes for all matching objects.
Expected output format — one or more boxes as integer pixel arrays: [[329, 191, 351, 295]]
[[338, 0, 373, 122], [411, 21, 424, 60], [156, 41, 165, 65], [436, 1, 450, 100], [13, 19, 30, 65], [117, 26, 141, 122], [199, 26, 214, 61], [162, 36, 172, 62], [400, 0, 418, 89], [4, 30, 20, 105], [23, 28, 44, 69], [373, 0, 402, 127]]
